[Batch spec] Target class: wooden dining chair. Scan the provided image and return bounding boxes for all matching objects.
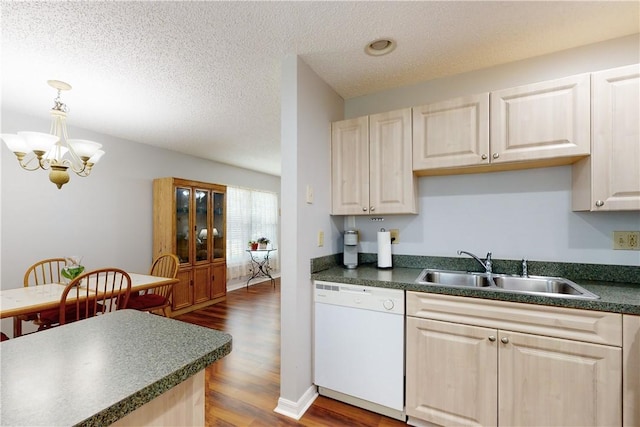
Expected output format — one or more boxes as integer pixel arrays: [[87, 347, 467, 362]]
[[126, 253, 179, 317], [14, 257, 66, 337], [39, 268, 132, 327]]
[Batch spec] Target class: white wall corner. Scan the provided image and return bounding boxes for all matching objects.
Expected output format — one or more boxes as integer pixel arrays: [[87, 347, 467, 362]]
[[273, 385, 318, 420]]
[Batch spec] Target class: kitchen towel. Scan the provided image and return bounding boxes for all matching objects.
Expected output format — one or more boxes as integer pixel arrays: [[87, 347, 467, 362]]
[[377, 230, 392, 269]]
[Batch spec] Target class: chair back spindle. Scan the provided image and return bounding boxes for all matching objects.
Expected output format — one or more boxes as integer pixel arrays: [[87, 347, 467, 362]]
[[59, 268, 132, 325], [24, 258, 66, 286]]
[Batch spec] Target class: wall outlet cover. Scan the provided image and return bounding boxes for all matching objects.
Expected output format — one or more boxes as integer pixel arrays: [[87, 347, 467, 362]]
[[613, 231, 640, 250]]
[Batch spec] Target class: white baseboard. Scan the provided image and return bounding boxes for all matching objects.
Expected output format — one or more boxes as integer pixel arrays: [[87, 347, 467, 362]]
[[226, 273, 280, 292], [273, 385, 318, 420]]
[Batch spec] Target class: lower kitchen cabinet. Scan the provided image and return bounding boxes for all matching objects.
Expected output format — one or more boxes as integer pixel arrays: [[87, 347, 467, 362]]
[[406, 292, 624, 427], [406, 317, 497, 426], [498, 330, 620, 427], [623, 315, 640, 427]]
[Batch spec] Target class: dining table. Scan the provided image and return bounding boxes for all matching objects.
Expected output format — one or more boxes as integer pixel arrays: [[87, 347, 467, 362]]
[[0, 273, 179, 329]]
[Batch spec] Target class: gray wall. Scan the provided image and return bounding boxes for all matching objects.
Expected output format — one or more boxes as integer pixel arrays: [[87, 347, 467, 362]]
[[345, 34, 640, 266], [278, 55, 344, 415], [0, 109, 281, 292]]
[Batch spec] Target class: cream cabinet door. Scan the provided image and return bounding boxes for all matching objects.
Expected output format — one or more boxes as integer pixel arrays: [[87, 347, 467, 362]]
[[406, 317, 498, 427], [623, 315, 640, 427], [491, 74, 591, 163], [412, 93, 490, 170], [331, 116, 369, 215], [369, 108, 416, 214], [590, 64, 640, 211], [499, 330, 622, 427]]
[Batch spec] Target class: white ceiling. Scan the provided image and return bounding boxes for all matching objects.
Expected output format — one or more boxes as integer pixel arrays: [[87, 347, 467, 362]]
[[2, 1, 638, 176]]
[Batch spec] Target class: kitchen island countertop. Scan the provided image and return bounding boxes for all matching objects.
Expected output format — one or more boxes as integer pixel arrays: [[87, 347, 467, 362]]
[[312, 265, 640, 315], [0, 309, 232, 426]]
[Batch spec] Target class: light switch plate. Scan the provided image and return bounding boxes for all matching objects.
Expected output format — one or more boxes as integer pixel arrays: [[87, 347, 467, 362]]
[[306, 185, 314, 204], [318, 231, 324, 247]]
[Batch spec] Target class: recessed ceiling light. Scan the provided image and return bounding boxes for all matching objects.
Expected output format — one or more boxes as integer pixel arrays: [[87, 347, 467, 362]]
[[365, 38, 396, 56]]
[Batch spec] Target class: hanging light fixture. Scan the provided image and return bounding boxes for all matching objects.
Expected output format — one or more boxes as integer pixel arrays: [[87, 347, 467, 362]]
[[1, 80, 105, 189]]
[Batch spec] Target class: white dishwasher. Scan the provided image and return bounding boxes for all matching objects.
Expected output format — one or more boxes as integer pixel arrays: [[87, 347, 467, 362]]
[[314, 281, 405, 421]]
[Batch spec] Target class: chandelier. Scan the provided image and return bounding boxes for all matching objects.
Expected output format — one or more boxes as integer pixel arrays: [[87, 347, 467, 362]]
[[1, 80, 104, 189]]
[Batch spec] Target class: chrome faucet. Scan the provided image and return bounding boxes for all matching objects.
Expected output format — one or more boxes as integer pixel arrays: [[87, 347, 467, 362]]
[[521, 259, 528, 277], [457, 250, 492, 274]]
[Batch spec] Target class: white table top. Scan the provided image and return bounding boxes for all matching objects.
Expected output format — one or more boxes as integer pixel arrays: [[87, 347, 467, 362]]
[[0, 273, 178, 319]]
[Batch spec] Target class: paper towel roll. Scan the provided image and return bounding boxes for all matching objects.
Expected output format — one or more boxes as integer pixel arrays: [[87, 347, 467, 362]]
[[377, 231, 392, 269]]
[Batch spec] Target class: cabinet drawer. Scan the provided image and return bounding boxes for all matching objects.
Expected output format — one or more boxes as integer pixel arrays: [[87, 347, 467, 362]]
[[407, 292, 622, 346]]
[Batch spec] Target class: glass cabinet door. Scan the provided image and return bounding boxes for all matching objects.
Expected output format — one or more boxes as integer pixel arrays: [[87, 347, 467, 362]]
[[175, 187, 191, 264], [212, 191, 225, 260], [194, 189, 210, 262]]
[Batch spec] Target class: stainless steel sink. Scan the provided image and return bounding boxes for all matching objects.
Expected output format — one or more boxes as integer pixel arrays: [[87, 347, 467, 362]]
[[416, 269, 492, 288], [415, 269, 599, 300], [490, 275, 599, 299]]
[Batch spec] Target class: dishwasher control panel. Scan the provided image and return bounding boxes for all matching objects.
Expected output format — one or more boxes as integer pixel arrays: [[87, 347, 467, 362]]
[[314, 281, 404, 315]]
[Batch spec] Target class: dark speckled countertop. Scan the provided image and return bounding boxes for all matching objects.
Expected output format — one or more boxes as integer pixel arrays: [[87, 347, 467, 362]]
[[311, 256, 640, 315], [0, 310, 232, 426]]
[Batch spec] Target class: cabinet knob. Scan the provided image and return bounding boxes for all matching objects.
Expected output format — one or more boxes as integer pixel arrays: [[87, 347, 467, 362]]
[[492, 153, 500, 159], [501, 336, 509, 344], [488, 335, 496, 342], [370, 206, 375, 212], [481, 154, 488, 160], [595, 200, 604, 207], [362, 207, 368, 212]]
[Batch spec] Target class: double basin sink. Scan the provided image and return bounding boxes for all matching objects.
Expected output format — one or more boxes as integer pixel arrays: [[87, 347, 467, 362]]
[[416, 269, 599, 300]]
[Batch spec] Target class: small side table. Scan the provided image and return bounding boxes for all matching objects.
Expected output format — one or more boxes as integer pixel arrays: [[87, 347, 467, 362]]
[[246, 249, 277, 289]]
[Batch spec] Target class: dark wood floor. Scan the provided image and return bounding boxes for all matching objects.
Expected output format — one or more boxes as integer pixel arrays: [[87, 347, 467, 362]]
[[176, 279, 407, 426]]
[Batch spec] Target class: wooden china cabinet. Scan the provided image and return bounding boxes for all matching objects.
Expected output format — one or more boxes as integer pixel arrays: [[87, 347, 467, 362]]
[[153, 177, 226, 317]]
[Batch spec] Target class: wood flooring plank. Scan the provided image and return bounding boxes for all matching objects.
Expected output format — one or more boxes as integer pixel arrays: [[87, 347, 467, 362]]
[[176, 280, 407, 426]]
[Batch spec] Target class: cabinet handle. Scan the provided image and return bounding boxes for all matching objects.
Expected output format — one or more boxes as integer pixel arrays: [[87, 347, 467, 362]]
[[370, 206, 375, 212], [595, 200, 604, 207], [492, 153, 500, 159], [481, 154, 488, 160], [501, 336, 509, 344], [362, 207, 368, 212], [488, 335, 496, 342]]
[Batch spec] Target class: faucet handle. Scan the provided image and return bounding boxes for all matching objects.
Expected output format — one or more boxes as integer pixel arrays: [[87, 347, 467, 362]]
[[485, 252, 492, 261]]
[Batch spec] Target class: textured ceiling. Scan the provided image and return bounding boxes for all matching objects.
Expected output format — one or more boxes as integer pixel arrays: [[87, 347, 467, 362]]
[[2, 1, 639, 176]]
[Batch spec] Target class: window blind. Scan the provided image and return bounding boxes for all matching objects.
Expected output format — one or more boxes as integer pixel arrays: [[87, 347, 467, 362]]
[[226, 186, 279, 280]]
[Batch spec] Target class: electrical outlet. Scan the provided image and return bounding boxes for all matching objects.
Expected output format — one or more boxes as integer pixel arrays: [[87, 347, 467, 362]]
[[613, 231, 640, 250], [389, 229, 399, 244], [318, 231, 324, 247]]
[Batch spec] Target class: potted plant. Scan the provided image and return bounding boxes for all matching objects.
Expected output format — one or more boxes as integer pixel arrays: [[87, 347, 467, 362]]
[[257, 237, 270, 249], [248, 240, 259, 251]]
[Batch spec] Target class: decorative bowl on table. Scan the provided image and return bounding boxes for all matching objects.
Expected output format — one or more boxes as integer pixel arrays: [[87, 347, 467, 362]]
[[61, 265, 84, 283], [61, 256, 84, 283]]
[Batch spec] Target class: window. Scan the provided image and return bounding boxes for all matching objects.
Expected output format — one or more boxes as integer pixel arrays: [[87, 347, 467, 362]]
[[226, 186, 279, 280]]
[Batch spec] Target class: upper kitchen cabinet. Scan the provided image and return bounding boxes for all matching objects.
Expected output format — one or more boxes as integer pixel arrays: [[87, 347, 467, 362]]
[[573, 64, 640, 211], [413, 93, 489, 170], [331, 108, 417, 215], [413, 74, 591, 176], [491, 73, 591, 164]]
